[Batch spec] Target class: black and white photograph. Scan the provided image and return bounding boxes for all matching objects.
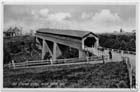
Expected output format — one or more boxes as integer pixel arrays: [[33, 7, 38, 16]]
[[2, 2, 137, 89]]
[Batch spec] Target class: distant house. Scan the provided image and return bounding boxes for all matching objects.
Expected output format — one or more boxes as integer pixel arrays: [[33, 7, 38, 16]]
[[4, 27, 22, 37]]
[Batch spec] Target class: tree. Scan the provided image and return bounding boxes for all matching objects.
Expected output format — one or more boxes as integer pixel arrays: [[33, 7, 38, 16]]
[[120, 40, 127, 50], [4, 48, 11, 64]]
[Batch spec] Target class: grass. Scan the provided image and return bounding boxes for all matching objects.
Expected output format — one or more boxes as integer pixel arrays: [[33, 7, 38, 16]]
[[3, 61, 130, 88]]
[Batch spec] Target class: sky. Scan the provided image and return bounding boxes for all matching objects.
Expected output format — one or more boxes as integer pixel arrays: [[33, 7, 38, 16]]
[[4, 4, 136, 34]]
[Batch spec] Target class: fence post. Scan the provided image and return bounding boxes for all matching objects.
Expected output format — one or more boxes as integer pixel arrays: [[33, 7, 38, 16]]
[[86, 56, 89, 62], [12, 60, 15, 69], [121, 50, 124, 57], [26, 60, 28, 67], [125, 57, 132, 88], [128, 58, 132, 88], [50, 58, 53, 65], [102, 55, 105, 64]]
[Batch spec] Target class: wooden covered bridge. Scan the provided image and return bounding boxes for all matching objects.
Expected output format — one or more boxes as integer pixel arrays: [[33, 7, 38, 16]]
[[35, 28, 99, 62]]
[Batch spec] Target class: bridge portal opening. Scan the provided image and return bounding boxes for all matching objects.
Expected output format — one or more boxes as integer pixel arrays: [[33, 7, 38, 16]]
[[84, 37, 96, 47]]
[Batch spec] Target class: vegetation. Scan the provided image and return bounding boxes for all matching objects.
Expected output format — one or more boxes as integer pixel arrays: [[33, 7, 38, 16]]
[[4, 61, 131, 88], [98, 33, 136, 51], [3, 35, 41, 64]]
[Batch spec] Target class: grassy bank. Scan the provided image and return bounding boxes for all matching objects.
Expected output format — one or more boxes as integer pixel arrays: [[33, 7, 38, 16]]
[[4, 61, 131, 88]]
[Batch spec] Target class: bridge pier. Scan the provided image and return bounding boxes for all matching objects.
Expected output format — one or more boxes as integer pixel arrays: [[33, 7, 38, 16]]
[[42, 39, 49, 59], [53, 42, 57, 61], [52, 42, 62, 61], [79, 50, 85, 58], [41, 39, 62, 62]]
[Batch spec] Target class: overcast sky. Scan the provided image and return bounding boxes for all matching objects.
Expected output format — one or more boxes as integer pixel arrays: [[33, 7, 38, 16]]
[[4, 5, 136, 33]]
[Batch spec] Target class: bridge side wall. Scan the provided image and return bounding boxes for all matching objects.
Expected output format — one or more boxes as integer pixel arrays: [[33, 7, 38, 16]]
[[36, 33, 86, 63]]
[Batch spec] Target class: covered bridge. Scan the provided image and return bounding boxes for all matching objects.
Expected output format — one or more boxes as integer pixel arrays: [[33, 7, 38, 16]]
[[35, 28, 99, 61]]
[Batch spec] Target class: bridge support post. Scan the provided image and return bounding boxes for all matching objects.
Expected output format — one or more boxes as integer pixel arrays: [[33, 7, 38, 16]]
[[36, 37, 42, 50], [36, 37, 40, 44], [95, 39, 99, 48], [45, 41, 53, 57], [53, 42, 57, 61], [52, 42, 62, 62], [79, 50, 85, 59], [42, 39, 48, 59]]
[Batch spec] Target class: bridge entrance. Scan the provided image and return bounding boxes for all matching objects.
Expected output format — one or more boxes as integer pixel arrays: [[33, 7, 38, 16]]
[[84, 37, 96, 47], [82, 33, 99, 49]]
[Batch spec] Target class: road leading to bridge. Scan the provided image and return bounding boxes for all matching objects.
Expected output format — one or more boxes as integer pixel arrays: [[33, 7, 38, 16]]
[[85, 48, 136, 71]]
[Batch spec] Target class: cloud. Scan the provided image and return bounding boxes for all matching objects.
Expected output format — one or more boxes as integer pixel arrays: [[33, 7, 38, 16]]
[[31, 8, 50, 19], [92, 9, 121, 26], [31, 8, 49, 19], [48, 12, 71, 21], [76, 9, 124, 32], [79, 9, 123, 33], [81, 12, 93, 19], [39, 8, 49, 17], [31, 8, 71, 22]]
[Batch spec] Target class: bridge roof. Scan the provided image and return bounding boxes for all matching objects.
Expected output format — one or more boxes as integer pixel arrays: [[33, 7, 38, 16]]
[[36, 28, 97, 38]]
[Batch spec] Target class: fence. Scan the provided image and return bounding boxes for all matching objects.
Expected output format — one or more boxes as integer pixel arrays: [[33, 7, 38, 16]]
[[101, 47, 136, 55], [5, 55, 109, 69], [122, 57, 134, 88]]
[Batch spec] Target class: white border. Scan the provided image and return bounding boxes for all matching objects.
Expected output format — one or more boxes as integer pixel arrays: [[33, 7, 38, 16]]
[[0, 0, 139, 92], [0, 1, 4, 92], [2, 1, 138, 5]]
